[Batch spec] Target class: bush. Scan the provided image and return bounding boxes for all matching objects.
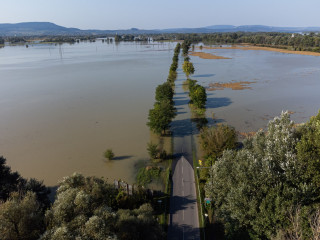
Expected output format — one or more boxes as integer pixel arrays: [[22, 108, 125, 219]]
[[147, 142, 159, 159], [104, 149, 115, 160]]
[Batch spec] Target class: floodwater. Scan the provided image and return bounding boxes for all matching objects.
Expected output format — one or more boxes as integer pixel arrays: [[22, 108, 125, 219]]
[[1, 41, 320, 186], [0, 41, 175, 186], [190, 46, 320, 132]]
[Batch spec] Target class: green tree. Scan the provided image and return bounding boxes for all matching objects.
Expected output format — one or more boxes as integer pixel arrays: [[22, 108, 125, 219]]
[[296, 110, 320, 191], [205, 112, 318, 239], [147, 142, 159, 159], [155, 82, 174, 104], [42, 173, 163, 240], [182, 61, 195, 78], [42, 173, 118, 240], [189, 84, 207, 108], [116, 204, 165, 240], [104, 149, 115, 160], [0, 156, 23, 201], [200, 124, 237, 160], [0, 191, 45, 240], [147, 100, 176, 135]]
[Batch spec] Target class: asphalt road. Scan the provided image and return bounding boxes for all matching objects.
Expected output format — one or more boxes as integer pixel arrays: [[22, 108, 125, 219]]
[[167, 154, 200, 240]]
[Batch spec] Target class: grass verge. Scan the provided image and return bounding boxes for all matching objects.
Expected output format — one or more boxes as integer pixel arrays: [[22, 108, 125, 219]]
[[192, 144, 206, 240]]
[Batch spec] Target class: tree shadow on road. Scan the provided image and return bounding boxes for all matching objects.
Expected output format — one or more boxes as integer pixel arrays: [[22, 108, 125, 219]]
[[167, 223, 201, 240], [171, 119, 193, 137]]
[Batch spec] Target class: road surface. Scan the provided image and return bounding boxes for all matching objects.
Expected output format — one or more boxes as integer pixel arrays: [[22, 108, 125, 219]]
[[168, 154, 200, 240]]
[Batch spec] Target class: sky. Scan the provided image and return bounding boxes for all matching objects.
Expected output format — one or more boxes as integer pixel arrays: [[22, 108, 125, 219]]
[[0, 0, 319, 30]]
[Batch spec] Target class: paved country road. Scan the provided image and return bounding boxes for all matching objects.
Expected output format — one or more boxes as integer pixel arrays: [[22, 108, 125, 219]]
[[168, 155, 200, 240], [168, 57, 201, 239]]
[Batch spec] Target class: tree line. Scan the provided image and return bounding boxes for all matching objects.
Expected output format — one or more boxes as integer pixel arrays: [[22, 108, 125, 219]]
[[147, 43, 181, 135], [172, 32, 320, 52], [181, 40, 208, 131], [202, 111, 320, 240], [0, 158, 165, 240]]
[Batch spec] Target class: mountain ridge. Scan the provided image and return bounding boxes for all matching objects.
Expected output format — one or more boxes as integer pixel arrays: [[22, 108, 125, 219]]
[[0, 22, 320, 36]]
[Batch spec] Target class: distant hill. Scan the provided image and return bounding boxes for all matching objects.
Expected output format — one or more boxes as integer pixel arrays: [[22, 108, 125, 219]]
[[0, 22, 320, 36], [0, 22, 83, 36]]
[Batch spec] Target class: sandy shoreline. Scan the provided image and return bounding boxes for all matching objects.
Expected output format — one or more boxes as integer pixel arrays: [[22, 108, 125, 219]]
[[202, 45, 320, 56]]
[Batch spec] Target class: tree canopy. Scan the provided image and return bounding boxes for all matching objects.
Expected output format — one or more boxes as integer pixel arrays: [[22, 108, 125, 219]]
[[205, 112, 320, 239], [147, 100, 176, 135]]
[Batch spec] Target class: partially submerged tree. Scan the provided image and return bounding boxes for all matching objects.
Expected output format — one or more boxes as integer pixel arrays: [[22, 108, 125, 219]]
[[155, 82, 174, 104], [182, 61, 195, 78], [147, 99, 176, 135], [147, 142, 159, 159], [104, 149, 115, 160]]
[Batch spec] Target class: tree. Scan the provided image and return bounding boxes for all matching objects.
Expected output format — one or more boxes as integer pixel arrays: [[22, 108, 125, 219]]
[[182, 61, 195, 78], [0, 191, 45, 240], [42, 173, 118, 240], [205, 112, 319, 239], [116, 204, 165, 240], [147, 99, 176, 135], [42, 173, 164, 240], [200, 124, 237, 160], [155, 82, 174, 104], [189, 84, 207, 108], [296, 110, 320, 190], [104, 149, 115, 160], [0, 156, 24, 201], [147, 142, 159, 159]]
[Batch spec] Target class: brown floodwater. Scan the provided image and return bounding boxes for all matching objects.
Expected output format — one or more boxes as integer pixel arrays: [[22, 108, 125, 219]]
[[1, 41, 320, 186], [0, 41, 176, 186]]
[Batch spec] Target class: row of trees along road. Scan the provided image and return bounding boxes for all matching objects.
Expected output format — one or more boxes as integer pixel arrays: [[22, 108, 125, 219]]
[[181, 41, 208, 131], [204, 111, 320, 240], [147, 43, 181, 135]]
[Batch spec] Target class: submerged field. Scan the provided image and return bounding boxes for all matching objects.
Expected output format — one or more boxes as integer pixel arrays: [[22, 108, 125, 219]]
[[1, 40, 320, 185]]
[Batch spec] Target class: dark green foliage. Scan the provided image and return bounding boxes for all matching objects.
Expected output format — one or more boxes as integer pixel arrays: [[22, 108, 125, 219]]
[[200, 124, 237, 160], [296, 111, 320, 190], [155, 82, 174, 104], [167, 70, 177, 84], [205, 112, 320, 239], [182, 40, 191, 55], [148, 43, 179, 135], [147, 100, 176, 135], [171, 32, 320, 53], [189, 84, 206, 108], [0, 37, 4, 44], [0, 157, 50, 209], [186, 79, 207, 109], [104, 149, 115, 160], [136, 167, 162, 186], [0, 156, 23, 201], [147, 142, 159, 159], [116, 204, 166, 240]]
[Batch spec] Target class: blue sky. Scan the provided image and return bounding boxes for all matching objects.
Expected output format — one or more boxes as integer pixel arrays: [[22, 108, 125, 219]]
[[0, 0, 319, 29]]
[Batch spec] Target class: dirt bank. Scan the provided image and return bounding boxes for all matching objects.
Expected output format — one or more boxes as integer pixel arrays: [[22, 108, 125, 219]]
[[202, 45, 320, 56], [190, 51, 231, 59], [208, 81, 256, 91]]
